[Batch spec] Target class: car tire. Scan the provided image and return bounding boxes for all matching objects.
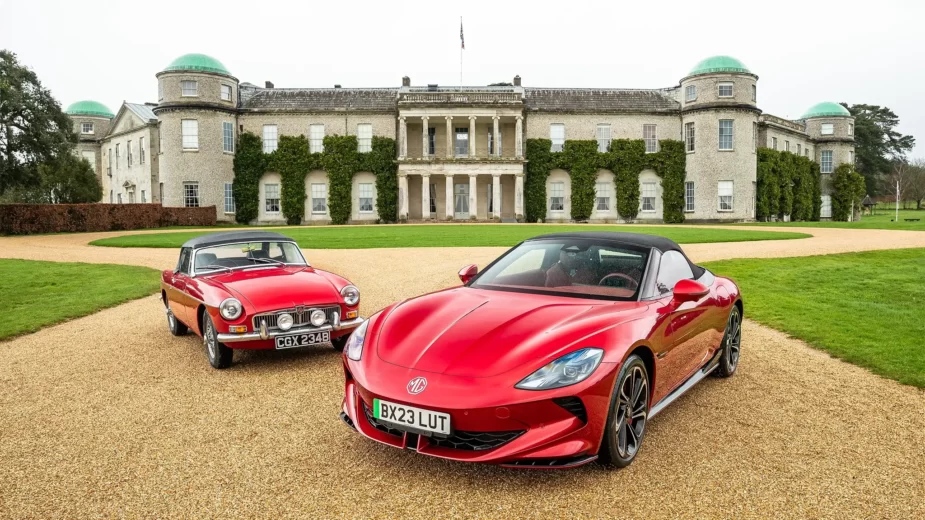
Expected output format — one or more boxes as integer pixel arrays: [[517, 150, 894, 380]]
[[331, 334, 349, 352], [600, 354, 649, 469], [714, 305, 742, 378], [202, 313, 233, 369], [166, 305, 188, 336]]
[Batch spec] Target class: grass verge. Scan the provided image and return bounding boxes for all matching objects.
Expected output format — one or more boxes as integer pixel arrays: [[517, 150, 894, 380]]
[[741, 210, 925, 231]]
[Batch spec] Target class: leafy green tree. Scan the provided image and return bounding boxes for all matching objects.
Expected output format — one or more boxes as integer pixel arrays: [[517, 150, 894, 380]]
[[831, 164, 866, 221], [3, 154, 101, 203], [844, 103, 915, 195], [0, 50, 76, 194]]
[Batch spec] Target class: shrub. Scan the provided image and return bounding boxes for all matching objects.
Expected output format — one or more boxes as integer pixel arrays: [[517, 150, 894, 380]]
[[0, 204, 216, 235]]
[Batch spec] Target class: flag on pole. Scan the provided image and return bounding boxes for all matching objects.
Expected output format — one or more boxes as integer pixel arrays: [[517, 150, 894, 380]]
[[460, 18, 465, 50]]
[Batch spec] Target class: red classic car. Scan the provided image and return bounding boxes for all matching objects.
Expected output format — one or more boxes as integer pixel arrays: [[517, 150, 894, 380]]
[[161, 231, 363, 369], [340, 232, 742, 469]]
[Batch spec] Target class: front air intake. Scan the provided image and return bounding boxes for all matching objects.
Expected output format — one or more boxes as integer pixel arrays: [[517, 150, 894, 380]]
[[553, 397, 588, 424]]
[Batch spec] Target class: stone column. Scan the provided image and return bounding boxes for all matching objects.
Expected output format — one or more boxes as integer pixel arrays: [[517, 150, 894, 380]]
[[515, 174, 524, 219], [421, 116, 429, 158], [421, 174, 431, 219], [492, 174, 501, 219], [469, 116, 477, 158], [492, 116, 500, 157], [515, 116, 523, 158], [398, 116, 407, 159], [398, 174, 408, 220], [468, 173, 478, 219], [445, 173, 454, 219], [445, 116, 454, 158]]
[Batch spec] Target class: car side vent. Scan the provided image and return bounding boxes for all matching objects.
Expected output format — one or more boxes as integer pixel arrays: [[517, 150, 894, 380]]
[[553, 397, 587, 424]]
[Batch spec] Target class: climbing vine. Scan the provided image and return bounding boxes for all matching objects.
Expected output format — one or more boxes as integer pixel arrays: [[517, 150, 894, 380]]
[[523, 138, 686, 223], [756, 148, 820, 222], [232, 132, 266, 224], [831, 163, 865, 221]]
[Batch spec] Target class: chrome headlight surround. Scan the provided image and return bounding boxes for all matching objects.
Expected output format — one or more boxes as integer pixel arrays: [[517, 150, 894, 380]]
[[219, 298, 243, 321], [345, 319, 369, 361], [515, 348, 604, 390], [277, 312, 294, 331], [341, 285, 360, 307]]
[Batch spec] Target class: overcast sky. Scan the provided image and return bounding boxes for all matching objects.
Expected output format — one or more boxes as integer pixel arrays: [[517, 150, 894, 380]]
[[2, 0, 923, 155]]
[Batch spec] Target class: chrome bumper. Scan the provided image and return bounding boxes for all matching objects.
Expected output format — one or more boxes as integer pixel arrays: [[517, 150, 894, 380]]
[[216, 316, 364, 343]]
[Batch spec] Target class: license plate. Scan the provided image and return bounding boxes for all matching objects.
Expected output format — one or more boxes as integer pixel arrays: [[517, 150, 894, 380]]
[[274, 331, 330, 350], [373, 398, 451, 436]]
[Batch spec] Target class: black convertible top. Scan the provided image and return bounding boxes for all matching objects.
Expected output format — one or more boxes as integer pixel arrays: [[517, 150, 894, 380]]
[[182, 231, 295, 249]]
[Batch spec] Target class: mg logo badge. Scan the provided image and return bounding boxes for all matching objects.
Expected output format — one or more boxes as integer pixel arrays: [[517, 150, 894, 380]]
[[407, 377, 427, 395], [295, 306, 305, 315]]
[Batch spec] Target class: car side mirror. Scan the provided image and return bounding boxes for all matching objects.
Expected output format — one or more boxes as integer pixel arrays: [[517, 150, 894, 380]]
[[458, 264, 478, 285], [672, 279, 709, 302]]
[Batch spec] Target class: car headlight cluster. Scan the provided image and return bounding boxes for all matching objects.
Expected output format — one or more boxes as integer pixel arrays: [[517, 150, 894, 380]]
[[515, 348, 604, 390], [341, 285, 360, 307], [277, 312, 294, 331], [219, 298, 243, 320], [345, 319, 369, 361]]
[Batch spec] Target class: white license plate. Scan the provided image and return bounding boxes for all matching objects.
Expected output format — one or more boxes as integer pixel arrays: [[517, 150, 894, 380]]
[[373, 398, 451, 436], [275, 331, 330, 350]]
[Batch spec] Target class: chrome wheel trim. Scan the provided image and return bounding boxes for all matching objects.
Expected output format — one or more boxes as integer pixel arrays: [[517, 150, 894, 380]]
[[167, 308, 176, 330], [726, 309, 741, 370], [204, 319, 217, 360], [615, 365, 648, 460]]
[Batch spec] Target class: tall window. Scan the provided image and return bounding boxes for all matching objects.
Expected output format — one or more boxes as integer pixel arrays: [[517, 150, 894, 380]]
[[127, 140, 133, 166], [357, 123, 372, 153], [718, 83, 733, 97], [81, 122, 94, 134], [141, 190, 146, 203], [685, 85, 696, 102], [455, 128, 469, 156], [821, 123, 834, 135], [848, 123, 854, 135], [719, 120, 734, 150], [183, 182, 199, 207], [311, 183, 328, 213], [684, 122, 695, 152], [641, 182, 656, 212], [427, 128, 436, 156], [820, 195, 832, 218], [821, 150, 833, 173], [429, 184, 437, 213], [224, 183, 235, 213], [806, 147, 811, 158], [596, 124, 611, 153], [359, 183, 374, 212], [753, 122, 758, 151], [549, 182, 564, 211], [486, 184, 495, 214], [550, 124, 565, 152], [221, 122, 234, 153], [488, 129, 502, 155], [128, 191, 135, 204], [181, 119, 199, 150], [118, 193, 122, 204], [785, 140, 790, 152], [221, 84, 232, 101], [718, 181, 734, 211], [643, 124, 658, 153], [115, 143, 120, 169], [595, 182, 611, 211], [181, 80, 198, 97], [265, 183, 280, 213], [263, 125, 278, 153], [796, 143, 801, 155], [771, 137, 777, 150], [108, 148, 112, 174], [751, 84, 756, 102], [685, 181, 695, 212], [309, 124, 324, 153], [139, 137, 145, 164]]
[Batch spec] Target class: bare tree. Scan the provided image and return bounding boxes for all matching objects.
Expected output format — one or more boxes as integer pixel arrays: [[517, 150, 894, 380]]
[[905, 158, 925, 210], [885, 161, 909, 209]]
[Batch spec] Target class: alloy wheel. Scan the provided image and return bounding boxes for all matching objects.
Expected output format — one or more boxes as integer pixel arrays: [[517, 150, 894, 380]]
[[615, 365, 648, 459], [726, 309, 741, 370], [205, 319, 217, 360]]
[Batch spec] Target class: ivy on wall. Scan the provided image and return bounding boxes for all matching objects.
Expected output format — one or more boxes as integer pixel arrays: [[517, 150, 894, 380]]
[[831, 163, 865, 221], [523, 138, 686, 223], [756, 148, 820, 222], [233, 132, 397, 225]]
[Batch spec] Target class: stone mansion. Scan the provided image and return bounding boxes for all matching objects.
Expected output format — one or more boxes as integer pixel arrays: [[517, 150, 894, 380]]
[[67, 54, 855, 223]]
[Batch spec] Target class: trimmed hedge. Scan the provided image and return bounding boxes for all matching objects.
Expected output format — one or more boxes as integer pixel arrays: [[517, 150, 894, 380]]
[[0, 204, 216, 235]]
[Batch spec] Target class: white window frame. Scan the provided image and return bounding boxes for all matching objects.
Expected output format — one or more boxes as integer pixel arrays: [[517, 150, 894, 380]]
[[641, 182, 656, 212], [685, 181, 695, 213], [488, 129, 502, 156], [263, 125, 278, 153], [596, 124, 611, 153], [643, 124, 658, 153], [752, 84, 756, 102], [264, 183, 280, 213], [821, 123, 835, 136], [595, 182, 611, 212], [549, 182, 564, 211], [181, 119, 199, 150], [357, 123, 372, 153], [222, 122, 234, 153], [127, 140, 133, 167], [224, 183, 235, 214], [718, 82, 733, 98], [80, 122, 94, 134], [771, 137, 777, 150], [785, 140, 790, 152], [848, 123, 854, 136], [821, 150, 834, 173], [820, 195, 833, 218], [220, 84, 232, 101], [684, 122, 695, 152], [311, 183, 328, 214], [719, 120, 734, 151], [309, 124, 324, 153], [183, 181, 199, 208], [139, 137, 145, 165], [115, 143, 120, 169], [141, 190, 146, 203], [685, 85, 696, 102], [181, 80, 198, 97], [358, 183, 374, 213], [796, 143, 801, 155], [550, 124, 565, 152], [454, 127, 469, 157], [718, 181, 734, 212]]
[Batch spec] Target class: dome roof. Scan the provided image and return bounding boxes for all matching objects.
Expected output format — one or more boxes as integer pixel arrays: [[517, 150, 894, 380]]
[[162, 53, 231, 75], [801, 102, 851, 119], [687, 55, 752, 76], [65, 100, 114, 118]]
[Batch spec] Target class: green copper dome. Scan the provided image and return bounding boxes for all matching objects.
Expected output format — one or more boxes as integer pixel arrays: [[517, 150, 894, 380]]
[[162, 53, 231, 75], [65, 100, 114, 118], [687, 55, 752, 76], [801, 102, 851, 119]]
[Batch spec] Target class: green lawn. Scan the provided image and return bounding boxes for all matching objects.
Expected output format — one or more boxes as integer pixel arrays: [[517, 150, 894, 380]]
[[741, 209, 925, 231], [703, 248, 925, 388], [89, 224, 810, 249], [1, 259, 162, 340]]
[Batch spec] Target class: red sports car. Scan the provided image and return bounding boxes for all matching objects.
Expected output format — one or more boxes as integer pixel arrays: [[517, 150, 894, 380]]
[[161, 231, 363, 369], [340, 232, 742, 468]]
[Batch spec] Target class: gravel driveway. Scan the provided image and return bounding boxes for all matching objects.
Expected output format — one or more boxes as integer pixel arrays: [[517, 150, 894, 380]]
[[1, 226, 924, 518]]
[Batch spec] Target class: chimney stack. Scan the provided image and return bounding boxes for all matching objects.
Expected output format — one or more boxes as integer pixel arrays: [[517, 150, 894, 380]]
[[265, 81, 274, 89], [513, 75, 521, 87], [402, 76, 410, 87], [334, 84, 342, 88]]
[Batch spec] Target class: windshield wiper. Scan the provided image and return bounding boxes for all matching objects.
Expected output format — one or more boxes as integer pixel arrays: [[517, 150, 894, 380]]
[[198, 265, 233, 274], [252, 257, 285, 266]]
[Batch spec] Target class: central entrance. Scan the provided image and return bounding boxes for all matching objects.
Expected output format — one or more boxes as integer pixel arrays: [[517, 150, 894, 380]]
[[454, 183, 470, 219]]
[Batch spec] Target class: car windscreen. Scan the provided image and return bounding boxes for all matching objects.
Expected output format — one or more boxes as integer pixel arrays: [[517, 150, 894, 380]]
[[193, 241, 307, 274], [470, 239, 649, 301]]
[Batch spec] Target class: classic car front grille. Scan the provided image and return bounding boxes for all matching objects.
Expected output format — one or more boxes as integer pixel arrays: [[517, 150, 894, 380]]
[[252, 305, 339, 331]]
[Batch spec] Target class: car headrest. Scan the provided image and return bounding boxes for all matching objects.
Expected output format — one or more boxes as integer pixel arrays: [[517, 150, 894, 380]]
[[195, 252, 217, 267]]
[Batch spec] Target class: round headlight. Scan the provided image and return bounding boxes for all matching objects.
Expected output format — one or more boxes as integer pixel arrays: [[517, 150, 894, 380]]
[[341, 285, 360, 306], [219, 298, 243, 320], [310, 309, 326, 327], [277, 313, 294, 331]]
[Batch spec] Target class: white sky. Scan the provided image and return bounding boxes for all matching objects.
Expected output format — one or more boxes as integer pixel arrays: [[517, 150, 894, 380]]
[[2, 0, 923, 155]]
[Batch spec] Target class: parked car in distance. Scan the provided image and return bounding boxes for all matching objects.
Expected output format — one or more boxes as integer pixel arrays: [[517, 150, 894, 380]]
[[161, 231, 363, 369], [340, 232, 742, 469]]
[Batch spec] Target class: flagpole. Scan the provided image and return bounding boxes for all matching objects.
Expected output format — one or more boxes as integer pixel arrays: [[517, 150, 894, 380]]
[[460, 16, 463, 85]]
